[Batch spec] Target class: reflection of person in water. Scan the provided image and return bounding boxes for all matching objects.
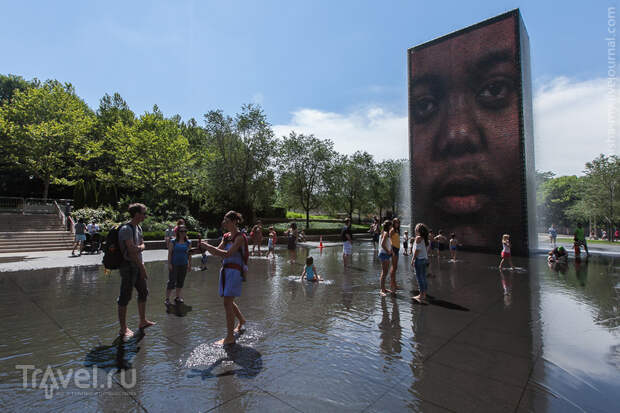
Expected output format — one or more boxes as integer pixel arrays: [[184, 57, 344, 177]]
[[574, 257, 589, 287], [378, 296, 402, 356], [410, 15, 524, 252]]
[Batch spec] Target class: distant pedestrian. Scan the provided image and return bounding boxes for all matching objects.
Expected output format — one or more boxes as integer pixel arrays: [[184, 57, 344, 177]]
[[266, 226, 277, 259], [165, 224, 174, 249], [342, 217, 353, 266], [434, 230, 448, 258], [574, 223, 590, 256], [403, 230, 409, 256], [64, 201, 72, 231], [428, 230, 436, 258], [285, 222, 298, 263], [548, 224, 557, 247], [370, 216, 381, 250], [71, 218, 86, 256], [449, 233, 458, 261], [251, 220, 263, 256], [117, 203, 155, 339], [166, 225, 192, 306]]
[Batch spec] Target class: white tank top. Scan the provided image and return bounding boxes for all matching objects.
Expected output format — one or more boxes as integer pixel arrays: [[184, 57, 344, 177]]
[[414, 238, 428, 260], [380, 232, 392, 253]]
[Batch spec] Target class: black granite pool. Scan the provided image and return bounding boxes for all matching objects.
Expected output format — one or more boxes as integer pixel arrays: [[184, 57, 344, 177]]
[[0, 242, 618, 412]]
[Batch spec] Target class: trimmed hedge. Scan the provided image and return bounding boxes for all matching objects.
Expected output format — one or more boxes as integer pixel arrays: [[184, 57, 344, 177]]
[[101, 231, 202, 241]]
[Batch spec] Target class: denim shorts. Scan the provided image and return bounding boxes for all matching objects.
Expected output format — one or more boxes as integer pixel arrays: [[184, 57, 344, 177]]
[[378, 251, 392, 262]]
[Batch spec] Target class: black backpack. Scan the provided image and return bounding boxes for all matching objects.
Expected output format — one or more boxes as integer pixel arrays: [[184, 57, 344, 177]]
[[103, 223, 132, 270]]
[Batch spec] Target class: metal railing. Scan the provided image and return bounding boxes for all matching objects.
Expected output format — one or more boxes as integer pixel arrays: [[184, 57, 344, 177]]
[[53, 200, 66, 228], [0, 197, 73, 215]]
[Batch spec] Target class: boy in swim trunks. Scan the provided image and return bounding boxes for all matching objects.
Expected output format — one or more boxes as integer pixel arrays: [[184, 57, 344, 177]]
[[449, 233, 458, 261]]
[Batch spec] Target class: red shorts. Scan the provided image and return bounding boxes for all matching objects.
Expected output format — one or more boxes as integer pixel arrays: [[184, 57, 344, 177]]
[[501, 251, 511, 258]]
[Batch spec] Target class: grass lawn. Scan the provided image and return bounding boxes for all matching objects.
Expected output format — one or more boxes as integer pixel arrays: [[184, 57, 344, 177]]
[[273, 221, 368, 234], [554, 236, 619, 245], [285, 211, 338, 220]]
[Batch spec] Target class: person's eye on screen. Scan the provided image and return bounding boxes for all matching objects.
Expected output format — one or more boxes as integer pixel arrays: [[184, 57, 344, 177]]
[[412, 95, 438, 122], [476, 77, 514, 109]]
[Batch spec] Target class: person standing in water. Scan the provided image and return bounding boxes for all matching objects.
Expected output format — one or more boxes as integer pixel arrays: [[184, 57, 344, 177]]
[[389, 217, 402, 289], [411, 223, 430, 303], [341, 217, 353, 267], [285, 222, 298, 263], [251, 220, 263, 256], [117, 203, 155, 339], [200, 210, 248, 346], [378, 220, 394, 296], [166, 225, 192, 305]]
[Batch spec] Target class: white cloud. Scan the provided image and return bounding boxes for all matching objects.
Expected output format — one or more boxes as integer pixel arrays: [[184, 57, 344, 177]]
[[273, 107, 408, 161], [273, 77, 619, 176], [534, 77, 618, 176]]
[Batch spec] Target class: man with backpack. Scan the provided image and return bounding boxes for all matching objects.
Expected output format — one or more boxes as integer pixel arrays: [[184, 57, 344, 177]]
[[117, 203, 155, 339]]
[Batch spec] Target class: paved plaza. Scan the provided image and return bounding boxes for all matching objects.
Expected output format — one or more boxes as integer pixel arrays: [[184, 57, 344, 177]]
[[0, 242, 618, 412]]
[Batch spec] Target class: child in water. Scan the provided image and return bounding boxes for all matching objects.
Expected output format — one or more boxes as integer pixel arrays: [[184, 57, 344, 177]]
[[300, 256, 322, 282], [403, 230, 409, 256], [498, 234, 514, 270], [265, 226, 277, 258], [197, 234, 208, 271], [449, 233, 457, 261]]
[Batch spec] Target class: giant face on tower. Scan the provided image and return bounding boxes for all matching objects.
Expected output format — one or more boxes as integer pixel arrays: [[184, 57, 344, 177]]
[[409, 11, 534, 255]]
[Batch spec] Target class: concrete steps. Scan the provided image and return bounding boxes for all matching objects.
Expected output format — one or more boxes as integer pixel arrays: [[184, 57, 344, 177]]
[[0, 213, 75, 253]]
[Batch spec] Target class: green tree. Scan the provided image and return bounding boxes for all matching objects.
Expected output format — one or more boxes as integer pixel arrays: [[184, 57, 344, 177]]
[[0, 80, 96, 199], [325, 151, 374, 223], [108, 106, 194, 203], [537, 175, 582, 228], [375, 159, 405, 217], [582, 154, 620, 240], [277, 132, 335, 228], [201, 104, 276, 220]]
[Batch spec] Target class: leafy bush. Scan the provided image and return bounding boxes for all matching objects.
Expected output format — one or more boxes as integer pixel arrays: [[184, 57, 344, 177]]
[[71, 207, 119, 230], [272, 221, 367, 235], [142, 231, 200, 241], [285, 211, 336, 220]]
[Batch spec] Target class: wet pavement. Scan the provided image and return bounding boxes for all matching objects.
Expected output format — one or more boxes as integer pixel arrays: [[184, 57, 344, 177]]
[[0, 243, 618, 412]]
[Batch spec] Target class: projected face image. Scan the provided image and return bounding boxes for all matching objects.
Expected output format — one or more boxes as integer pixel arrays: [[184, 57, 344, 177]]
[[410, 16, 523, 250]]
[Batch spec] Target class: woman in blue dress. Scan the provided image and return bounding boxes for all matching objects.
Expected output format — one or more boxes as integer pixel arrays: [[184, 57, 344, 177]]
[[201, 210, 248, 346]]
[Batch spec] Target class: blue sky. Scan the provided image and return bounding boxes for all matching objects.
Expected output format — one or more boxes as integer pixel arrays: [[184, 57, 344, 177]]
[[1, 1, 617, 175]]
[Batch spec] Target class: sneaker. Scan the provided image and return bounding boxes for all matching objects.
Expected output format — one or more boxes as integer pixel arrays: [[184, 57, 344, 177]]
[[164, 298, 170, 306], [174, 297, 184, 303]]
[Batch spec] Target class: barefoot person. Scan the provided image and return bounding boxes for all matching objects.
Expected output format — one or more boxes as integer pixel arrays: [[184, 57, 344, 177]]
[[117, 203, 155, 339], [200, 210, 248, 346], [285, 222, 298, 263], [251, 220, 263, 256], [165, 225, 192, 306], [411, 223, 430, 303], [390, 217, 402, 289], [300, 256, 323, 282], [378, 220, 394, 296]]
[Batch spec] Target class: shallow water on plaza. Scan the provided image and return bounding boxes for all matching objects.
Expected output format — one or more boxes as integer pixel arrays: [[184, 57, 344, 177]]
[[0, 243, 618, 412]]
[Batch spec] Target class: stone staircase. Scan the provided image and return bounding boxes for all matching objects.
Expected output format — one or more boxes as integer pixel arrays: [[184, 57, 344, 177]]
[[0, 213, 74, 253]]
